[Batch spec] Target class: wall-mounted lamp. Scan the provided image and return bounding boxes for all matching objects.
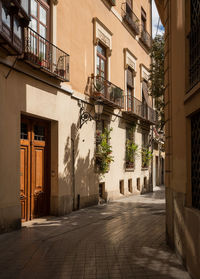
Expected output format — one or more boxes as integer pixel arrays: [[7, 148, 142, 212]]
[[79, 100, 103, 129]]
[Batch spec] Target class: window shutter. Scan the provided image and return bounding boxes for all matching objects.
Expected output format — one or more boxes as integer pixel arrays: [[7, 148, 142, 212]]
[[127, 68, 134, 87]]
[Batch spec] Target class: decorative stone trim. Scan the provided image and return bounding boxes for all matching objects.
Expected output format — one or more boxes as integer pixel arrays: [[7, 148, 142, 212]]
[[124, 48, 137, 72], [140, 63, 150, 82], [93, 18, 112, 51]]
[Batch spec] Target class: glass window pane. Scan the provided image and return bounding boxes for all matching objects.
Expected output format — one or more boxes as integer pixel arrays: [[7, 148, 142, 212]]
[[97, 56, 100, 67], [21, 0, 29, 14], [39, 24, 46, 38], [39, 41, 46, 60], [31, 0, 37, 17], [30, 35, 38, 54], [14, 18, 22, 39], [97, 44, 106, 56], [40, 6, 47, 25], [30, 17, 37, 32], [101, 59, 105, 71], [2, 6, 11, 27], [34, 126, 45, 141], [21, 123, 28, 139]]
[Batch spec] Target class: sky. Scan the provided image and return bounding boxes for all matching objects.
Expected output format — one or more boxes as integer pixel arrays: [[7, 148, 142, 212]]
[[152, 0, 164, 38]]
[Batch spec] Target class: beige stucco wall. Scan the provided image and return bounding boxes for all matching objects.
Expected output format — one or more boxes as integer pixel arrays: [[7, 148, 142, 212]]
[[0, 0, 153, 233]]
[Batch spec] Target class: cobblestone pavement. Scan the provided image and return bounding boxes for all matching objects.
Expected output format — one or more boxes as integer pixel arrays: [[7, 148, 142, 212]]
[[0, 186, 191, 279]]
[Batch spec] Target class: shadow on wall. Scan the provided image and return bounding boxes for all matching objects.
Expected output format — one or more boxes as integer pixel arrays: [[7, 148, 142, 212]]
[[59, 122, 99, 214]]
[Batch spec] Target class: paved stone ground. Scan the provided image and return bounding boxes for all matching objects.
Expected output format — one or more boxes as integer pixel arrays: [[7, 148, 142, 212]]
[[0, 186, 191, 279]]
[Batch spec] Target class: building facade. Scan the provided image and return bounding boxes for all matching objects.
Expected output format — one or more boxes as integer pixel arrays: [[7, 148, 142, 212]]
[[155, 0, 200, 278], [0, 0, 156, 233]]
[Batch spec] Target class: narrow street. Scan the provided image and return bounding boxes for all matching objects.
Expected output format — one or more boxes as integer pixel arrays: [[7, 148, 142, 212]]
[[0, 186, 191, 279]]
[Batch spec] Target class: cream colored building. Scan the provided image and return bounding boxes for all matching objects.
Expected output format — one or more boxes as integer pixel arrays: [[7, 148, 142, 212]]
[[0, 0, 156, 233], [155, 1, 200, 278]]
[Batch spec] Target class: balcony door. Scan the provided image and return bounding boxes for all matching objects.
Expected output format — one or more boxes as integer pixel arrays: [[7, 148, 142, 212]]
[[127, 67, 134, 112], [29, 0, 50, 61], [96, 43, 107, 97]]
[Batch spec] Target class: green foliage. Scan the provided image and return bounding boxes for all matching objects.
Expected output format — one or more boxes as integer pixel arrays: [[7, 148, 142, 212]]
[[141, 147, 153, 168], [149, 34, 165, 130], [112, 87, 123, 100], [126, 140, 138, 164], [96, 128, 114, 175]]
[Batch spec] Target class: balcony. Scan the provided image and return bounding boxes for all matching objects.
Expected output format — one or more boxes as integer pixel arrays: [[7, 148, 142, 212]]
[[124, 95, 157, 124], [189, 25, 200, 89], [121, 2, 140, 35], [0, 0, 30, 55], [140, 27, 152, 50], [24, 27, 70, 82], [89, 75, 124, 109]]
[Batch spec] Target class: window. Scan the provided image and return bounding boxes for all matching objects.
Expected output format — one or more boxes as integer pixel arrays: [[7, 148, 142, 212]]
[[126, 0, 132, 8], [119, 180, 124, 195], [142, 131, 150, 168], [191, 111, 200, 210], [2, 6, 10, 28], [141, 8, 146, 31], [126, 126, 137, 169], [142, 81, 148, 119], [189, 0, 200, 88], [13, 17, 22, 39], [144, 177, 147, 189], [127, 67, 134, 111], [0, 1, 25, 54], [142, 131, 148, 148], [126, 0, 132, 17], [29, 0, 50, 58], [128, 179, 133, 193], [97, 43, 107, 79], [137, 178, 140, 191], [96, 120, 106, 146], [21, 0, 29, 14]]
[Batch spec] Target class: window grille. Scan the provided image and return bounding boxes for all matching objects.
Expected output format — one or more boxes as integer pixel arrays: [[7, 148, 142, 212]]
[[191, 111, 200, 210], [189, 0, 200, 88]]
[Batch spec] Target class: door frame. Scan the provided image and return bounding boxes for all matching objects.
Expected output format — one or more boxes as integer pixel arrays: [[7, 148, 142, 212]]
[[20, 115, 51, 221]]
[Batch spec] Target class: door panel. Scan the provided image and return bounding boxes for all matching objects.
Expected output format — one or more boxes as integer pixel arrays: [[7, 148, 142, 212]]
[[32, 146, 46, 218], [20, 117, 50, 221], [20, 146, 28, 221]]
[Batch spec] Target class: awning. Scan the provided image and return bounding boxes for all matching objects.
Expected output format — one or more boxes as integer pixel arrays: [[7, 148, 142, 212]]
[[142, 81, 152, 107]]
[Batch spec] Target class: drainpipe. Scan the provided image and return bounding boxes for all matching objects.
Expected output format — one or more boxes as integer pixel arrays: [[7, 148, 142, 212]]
[[71, 138, 75, 210]]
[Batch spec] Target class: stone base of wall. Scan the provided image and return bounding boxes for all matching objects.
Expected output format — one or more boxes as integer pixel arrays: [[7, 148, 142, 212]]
[[0, 205, 21, 234], [51, 195, 73, 216], [51, 194, 99, 215], [79, 194, 99, 209]]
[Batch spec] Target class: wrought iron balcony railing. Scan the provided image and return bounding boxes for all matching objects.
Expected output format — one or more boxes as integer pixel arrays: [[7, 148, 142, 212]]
[[121, 2, 140, 35], [124, 95, 157, 124], [189, 25, 200, 89], [24, 27, 70, 81], [140, 27, 152, 50], [89, 75, 124, 109]]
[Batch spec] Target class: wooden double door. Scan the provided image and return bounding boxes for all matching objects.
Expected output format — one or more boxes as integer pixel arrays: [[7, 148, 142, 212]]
[[20, 117, 50, 222]]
